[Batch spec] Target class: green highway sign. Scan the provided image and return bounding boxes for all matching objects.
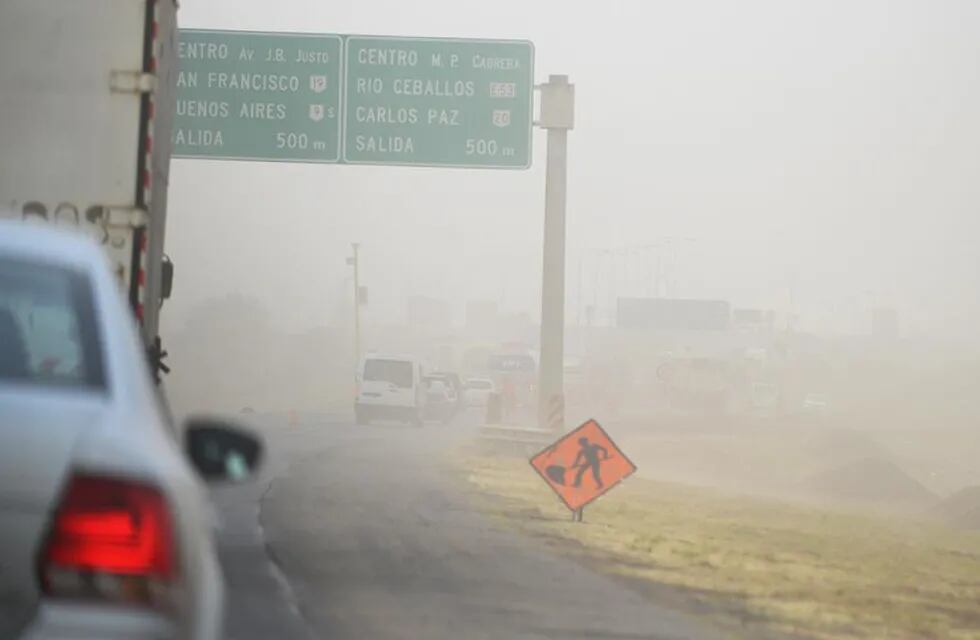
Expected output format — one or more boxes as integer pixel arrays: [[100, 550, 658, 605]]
[[343, 37, 534, 168], [173, 30, 343, 162], [174, 31, 534, 168]]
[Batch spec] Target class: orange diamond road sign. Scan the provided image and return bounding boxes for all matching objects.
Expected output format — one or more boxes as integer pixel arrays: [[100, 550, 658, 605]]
[[529, 419, 637, 512]]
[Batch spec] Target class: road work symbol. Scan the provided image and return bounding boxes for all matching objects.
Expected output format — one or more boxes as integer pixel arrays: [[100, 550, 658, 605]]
[[530, 419, 636, 513]]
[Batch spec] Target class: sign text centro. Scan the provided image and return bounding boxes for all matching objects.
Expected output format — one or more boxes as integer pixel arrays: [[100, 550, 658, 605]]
[[343, 37, 533, 168], [173, 31, 534, 168], [174, 30, 343, 163]]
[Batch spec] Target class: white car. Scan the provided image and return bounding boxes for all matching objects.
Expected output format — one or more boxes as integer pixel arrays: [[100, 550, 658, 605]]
[[423, 378, 456, 423], [0, 222, 262, 639], [355, 355, 427, 426], [465, 378, 497, 407], [802, 392, 831, 417]]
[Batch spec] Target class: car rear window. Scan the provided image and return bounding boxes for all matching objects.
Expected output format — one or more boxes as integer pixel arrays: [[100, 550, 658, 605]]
[[363, 359, 414, 388], [0, 258, 105, 390]]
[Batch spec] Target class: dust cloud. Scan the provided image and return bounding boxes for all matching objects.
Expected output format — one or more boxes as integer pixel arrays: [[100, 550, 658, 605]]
[[162, 0, 980, 524]]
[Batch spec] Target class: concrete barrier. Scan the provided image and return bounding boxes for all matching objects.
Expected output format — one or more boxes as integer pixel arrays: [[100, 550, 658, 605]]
[[478, 423, 555, 456]]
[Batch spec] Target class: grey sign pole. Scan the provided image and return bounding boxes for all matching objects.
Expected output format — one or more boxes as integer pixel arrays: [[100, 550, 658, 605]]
[[536, 75, 574, 433]]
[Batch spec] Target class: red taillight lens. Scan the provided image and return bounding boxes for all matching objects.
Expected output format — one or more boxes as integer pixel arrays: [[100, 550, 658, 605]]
[[40, 474, 176, 605]]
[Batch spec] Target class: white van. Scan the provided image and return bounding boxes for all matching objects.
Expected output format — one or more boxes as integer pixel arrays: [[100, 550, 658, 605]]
[[355, 355, 427, 426]]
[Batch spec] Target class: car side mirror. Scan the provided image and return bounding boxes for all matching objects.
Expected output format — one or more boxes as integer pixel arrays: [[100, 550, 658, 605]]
[[184, 418, 263, 483]]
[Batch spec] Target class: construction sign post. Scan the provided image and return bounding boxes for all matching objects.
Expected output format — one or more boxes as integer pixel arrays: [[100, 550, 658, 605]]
[[529, 419, 636, 521]]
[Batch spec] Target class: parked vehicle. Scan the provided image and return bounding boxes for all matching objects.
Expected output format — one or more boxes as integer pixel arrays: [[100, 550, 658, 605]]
[[487, 349, 537, 411], [465, 378, 497, 407], [0, 222, 262, 640], [424, 378, 455, 423], [355, 355, 428, 426], [428, 371, 465, 413], [0, 0, 179, 380], [802, 392, 831, 417]]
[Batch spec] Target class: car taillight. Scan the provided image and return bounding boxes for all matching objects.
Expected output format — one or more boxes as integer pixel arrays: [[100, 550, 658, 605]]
[[39, 473, 177, 608]]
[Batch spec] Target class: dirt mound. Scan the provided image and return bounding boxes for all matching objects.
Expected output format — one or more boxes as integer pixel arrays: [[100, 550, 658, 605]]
[[800, 457, 939, 511], [933, 486, 980, 529], [801, 428, 888, 462]]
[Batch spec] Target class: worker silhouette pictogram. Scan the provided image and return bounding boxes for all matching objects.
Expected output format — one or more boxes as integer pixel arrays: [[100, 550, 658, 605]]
[[572, 437, 610, 489], [530, 419, 638, 512]]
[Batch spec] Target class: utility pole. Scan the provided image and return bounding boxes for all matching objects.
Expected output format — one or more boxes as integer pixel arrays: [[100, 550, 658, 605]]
[[348, 243, 362, 370], [536, 75, 574, 433]]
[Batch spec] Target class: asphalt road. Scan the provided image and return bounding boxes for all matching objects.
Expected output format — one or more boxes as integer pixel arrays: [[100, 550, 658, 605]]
[[211, 413, 723, 640]]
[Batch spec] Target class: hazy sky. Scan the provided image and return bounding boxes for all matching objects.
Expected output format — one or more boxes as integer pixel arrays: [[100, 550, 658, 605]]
[[164, 0, 980, 343]]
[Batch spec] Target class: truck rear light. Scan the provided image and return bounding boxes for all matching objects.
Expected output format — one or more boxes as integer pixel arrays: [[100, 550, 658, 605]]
[[39, 473, 177, 608]]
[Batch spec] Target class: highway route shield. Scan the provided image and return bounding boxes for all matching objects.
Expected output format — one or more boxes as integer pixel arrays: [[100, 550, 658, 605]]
[[529, 419, 637, 512]]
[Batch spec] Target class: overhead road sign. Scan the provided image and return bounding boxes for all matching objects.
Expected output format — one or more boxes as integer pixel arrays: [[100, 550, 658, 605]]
[[173, 29, 343, 163], [343, 36, 534, 168], [174, 31, 534, 168]]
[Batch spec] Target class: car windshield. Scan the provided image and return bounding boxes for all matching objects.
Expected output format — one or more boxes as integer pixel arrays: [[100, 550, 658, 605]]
[[0, 258, 104, 390], [363, 359, 413, 388]]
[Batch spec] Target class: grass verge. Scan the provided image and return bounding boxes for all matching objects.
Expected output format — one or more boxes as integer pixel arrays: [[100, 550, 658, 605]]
[[458, 452, 980, 640]]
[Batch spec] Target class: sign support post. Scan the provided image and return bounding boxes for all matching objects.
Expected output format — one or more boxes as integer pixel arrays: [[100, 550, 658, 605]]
[[536, 75, 574, 433]]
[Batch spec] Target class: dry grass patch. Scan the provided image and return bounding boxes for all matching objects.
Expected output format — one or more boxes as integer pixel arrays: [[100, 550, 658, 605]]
[[460, 453, 980, 640]]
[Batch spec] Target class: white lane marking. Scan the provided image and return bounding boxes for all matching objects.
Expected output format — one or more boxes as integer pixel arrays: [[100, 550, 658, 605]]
[[255, 470, 318, 638]]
